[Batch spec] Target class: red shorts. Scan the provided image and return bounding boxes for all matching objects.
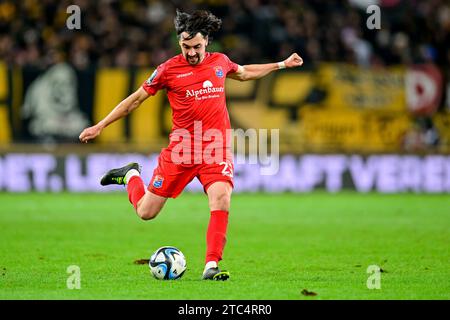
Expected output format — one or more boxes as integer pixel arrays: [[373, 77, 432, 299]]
[[148, 150, 234, 198]]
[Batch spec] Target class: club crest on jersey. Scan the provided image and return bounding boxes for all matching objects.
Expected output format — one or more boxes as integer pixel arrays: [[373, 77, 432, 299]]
[[214, 66, 224, 78], [146, 69, 158, 85], [152, 175, 164, 188]]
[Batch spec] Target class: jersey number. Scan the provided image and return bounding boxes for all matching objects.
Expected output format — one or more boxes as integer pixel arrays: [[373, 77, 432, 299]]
[[219, 161, 233, 178]]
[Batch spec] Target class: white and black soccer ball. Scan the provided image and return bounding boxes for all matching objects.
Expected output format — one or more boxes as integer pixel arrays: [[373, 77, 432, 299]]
[[149, 246, 187, 280]]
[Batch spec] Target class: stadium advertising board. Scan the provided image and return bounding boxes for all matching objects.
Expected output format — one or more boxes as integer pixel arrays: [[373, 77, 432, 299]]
[[0, 153, 449, 193]]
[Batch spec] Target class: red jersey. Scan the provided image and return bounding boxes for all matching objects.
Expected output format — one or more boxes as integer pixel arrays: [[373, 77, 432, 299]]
[[142, 52, 239, 164]]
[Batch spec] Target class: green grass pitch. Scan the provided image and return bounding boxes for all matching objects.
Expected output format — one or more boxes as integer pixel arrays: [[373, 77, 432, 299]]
[[0, 192, 449, 300]]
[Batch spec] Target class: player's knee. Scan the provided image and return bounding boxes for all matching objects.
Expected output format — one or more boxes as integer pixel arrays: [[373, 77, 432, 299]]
[[210, 193, 231, 211], [137, 205, 162, 221], [138, 208, 158, 221]]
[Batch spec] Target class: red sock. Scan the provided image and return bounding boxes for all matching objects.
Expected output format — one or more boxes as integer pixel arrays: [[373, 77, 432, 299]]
[[205, 210, 229, 264], [127, 176, 146, 209]]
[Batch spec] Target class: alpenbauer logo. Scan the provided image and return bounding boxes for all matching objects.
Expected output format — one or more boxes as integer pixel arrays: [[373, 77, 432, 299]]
[[185, 80, 224, 100]]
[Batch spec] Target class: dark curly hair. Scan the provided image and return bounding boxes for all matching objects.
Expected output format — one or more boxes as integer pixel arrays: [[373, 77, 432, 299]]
[[174, 9, 222, 40]]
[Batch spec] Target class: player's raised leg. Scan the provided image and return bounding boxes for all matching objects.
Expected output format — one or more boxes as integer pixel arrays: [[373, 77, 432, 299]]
[[134, 191, 167, 220], [100, 162, 167, 220], [202, 181, 232, 281]]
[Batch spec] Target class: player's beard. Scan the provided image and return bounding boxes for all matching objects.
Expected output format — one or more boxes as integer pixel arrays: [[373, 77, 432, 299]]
[[186, 53, 201, 65]]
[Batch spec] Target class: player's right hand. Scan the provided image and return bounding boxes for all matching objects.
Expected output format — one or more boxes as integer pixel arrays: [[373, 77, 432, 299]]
[[79, 125, 102, 143]]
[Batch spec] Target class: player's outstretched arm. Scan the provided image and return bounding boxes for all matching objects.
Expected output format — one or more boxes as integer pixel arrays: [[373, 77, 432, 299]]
[[79, 87, 149, 143], [228, 53, 303, 82]]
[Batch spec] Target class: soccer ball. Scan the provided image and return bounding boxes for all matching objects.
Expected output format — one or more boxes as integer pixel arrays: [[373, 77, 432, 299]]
[[149, 246, 187, 280]]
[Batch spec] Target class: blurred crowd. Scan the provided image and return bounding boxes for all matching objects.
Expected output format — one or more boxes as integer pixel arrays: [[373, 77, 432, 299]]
[[0, 0, 449, 70]]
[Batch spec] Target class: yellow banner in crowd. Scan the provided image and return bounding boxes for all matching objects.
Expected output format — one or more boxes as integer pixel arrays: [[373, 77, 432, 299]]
[[0, 61, 11, 143], [318, 63, 406, 111], [2, 61, 449, 153], [298, 108, 412, 152]]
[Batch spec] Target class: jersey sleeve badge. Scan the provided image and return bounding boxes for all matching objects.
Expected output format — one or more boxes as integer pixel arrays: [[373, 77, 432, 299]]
[[146, 69, 158, 85]]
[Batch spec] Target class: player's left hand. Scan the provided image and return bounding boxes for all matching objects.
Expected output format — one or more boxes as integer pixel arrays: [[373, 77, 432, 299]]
[[284, 53, 303, 68]]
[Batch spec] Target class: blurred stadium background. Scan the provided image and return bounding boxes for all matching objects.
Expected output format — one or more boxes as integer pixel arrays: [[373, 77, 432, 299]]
[[1, 0, 450, 301], [0, 0, 449, 193]]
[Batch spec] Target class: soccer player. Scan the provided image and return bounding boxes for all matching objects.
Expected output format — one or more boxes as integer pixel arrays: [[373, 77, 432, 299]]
[[79, 10, 303, 280]]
